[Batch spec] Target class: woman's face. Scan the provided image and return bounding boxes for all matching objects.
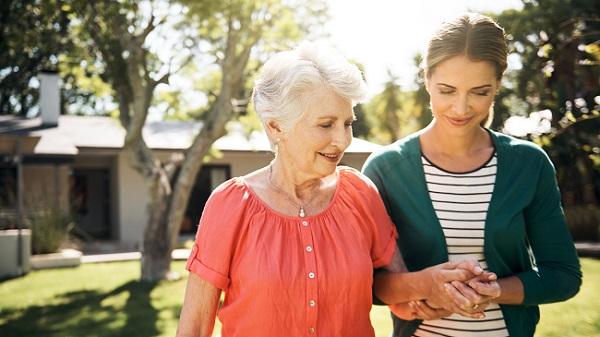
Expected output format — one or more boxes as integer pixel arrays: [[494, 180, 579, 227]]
[[278, 87, 354, 179], [426, 54, 499, 135]]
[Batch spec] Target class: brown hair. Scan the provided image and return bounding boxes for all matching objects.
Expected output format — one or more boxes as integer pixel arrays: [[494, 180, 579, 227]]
[[424, 13, 508, 127]]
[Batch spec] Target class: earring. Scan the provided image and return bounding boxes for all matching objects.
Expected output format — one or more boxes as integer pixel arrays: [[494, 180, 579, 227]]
[[276, 138, 281, 144]]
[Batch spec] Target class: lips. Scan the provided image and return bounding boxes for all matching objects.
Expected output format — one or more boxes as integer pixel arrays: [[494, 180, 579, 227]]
[[318, 152, 342, 162], [446, 116, 473, 126]]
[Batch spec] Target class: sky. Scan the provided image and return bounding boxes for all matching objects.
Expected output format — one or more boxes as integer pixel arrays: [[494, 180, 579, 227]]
[[322, 0, 523, 96]]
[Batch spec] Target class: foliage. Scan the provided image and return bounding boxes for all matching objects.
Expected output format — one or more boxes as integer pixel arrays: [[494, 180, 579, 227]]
[[28, 208, 73, 255], [364, 70, 426, 144], [0, 0, 72, 115], [564, 205, 600, 241], [496, 0, 600, 218]]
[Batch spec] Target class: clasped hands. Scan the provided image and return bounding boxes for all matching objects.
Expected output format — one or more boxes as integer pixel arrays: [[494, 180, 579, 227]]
[[390, 260, 501, 321]]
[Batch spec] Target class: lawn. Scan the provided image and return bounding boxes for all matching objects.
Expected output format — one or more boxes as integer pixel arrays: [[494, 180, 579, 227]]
[[0, 258, 598, 337]]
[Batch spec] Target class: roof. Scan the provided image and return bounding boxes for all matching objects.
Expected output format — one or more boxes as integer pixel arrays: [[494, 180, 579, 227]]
[[0, 115, 382, 155]]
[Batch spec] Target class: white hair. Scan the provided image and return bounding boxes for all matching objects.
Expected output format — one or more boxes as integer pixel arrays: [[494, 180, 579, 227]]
[[252, 42, 367, 131]]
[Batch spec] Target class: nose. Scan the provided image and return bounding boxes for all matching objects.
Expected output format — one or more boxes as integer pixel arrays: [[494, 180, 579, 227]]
[[331, 124, 351, 150], [453, 94, 470, 116]]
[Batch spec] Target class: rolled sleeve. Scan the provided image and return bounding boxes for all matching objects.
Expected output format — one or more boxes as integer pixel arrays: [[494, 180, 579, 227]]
[[185, 180, 246, 291]]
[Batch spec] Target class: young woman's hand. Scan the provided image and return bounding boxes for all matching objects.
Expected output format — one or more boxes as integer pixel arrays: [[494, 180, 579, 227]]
[[441, 277, 501, 318], [421, 260, 489, 318], [389, 301, 451, 321]]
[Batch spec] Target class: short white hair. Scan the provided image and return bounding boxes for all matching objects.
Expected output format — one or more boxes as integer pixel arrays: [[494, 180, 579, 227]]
[[252, 42, 367, 131]]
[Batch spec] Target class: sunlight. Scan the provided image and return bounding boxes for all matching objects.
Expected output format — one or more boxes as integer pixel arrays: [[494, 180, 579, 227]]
[[324, 0, 523, 96]]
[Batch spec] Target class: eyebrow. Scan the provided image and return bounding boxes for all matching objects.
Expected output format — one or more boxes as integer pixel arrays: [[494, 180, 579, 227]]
[[317, 114, 356, 121], [436, 83, 493, 90]]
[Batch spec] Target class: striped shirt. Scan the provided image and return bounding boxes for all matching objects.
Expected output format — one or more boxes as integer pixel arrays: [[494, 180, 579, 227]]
[[413, 153, 509, 337]]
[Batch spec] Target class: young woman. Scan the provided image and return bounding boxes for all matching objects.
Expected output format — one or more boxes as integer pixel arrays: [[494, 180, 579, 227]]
[[364, 13, 582, 337]]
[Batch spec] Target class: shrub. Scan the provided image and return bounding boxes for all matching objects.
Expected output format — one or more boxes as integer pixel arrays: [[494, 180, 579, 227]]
[[29, 208, 74, 254], [565, 205, 600, 242]]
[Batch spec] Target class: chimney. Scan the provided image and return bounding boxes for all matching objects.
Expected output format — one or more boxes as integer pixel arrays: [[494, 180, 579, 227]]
[[39, 71, 60, 126]]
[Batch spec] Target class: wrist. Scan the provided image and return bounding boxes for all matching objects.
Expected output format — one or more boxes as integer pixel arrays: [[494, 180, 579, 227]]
[[412, 268, 435, 300]]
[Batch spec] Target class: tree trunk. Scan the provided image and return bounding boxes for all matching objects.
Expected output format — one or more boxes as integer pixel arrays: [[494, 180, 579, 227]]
[[141, 176, 172, 281]]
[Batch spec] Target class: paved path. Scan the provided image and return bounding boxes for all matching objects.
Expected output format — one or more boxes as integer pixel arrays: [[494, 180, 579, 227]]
[[81, 248, 191, 263]]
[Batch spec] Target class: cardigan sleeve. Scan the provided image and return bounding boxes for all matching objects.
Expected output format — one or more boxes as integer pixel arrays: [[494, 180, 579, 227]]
[[362, 153, 398, 306], [516, 152, 582, 305]]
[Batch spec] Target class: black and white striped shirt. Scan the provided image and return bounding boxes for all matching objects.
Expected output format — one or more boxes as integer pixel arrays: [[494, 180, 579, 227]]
[[413, 153, 509, 337]]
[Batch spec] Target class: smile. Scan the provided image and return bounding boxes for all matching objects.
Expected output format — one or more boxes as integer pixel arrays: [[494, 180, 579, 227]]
[[446, 116, 473, 126], [318, 152, 342, 162]]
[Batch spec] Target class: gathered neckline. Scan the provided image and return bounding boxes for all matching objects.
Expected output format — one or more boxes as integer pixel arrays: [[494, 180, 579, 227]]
[[238, 169, 345, 221]]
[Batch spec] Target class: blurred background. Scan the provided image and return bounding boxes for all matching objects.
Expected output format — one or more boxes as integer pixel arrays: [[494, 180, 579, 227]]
[[0, 0, 599, 336]]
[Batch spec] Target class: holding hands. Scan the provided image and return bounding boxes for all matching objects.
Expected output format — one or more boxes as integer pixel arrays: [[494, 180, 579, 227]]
[[390, 260, 501, 320]]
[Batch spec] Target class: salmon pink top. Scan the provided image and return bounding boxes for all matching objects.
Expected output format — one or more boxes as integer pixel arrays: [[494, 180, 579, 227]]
[[186, 167, 398, 337]]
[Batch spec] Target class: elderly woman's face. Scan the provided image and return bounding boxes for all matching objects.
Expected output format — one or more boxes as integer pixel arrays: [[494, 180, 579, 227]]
[[281, 88, 354, 178]]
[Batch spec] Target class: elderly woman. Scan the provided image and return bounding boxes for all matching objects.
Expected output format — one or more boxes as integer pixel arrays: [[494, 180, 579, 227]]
[[176, 43, 489, 337], [364, 13, 582, 337]]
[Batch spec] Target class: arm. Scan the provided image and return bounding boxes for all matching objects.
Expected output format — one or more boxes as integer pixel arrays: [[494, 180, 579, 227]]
[[516, 154, 582, 305], [449, 153, 580, 307], [374, 247, 490, 318], [177, 273, 221, 337]]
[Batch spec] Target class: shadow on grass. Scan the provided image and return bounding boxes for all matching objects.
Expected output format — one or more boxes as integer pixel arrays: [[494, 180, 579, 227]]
[[1, 281, 160, 337]]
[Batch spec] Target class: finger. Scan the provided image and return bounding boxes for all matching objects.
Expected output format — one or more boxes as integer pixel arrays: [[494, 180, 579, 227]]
[[468, 272, 497, 282], [451, 280, 484, 304], [455, 260, 484, 275], [469, 280, 501, 298], [455, 307, 486, 319], [408, 301, 420, 320], [414, 301, 440, 320], [439, 268, 472, 282], [444, 283, 477, 311]]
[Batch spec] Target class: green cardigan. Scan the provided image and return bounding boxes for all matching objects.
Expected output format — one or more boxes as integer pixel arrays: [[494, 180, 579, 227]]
[[362, 130, 581, 337]]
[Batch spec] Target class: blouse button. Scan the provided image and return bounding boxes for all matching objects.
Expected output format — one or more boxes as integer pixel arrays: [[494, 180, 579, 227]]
[[302, 220, 309, 227], [308, 272, 315, 279], [309, 299, 316, 307], [308, 327, 316, 334], [306, 245, 313, 253]]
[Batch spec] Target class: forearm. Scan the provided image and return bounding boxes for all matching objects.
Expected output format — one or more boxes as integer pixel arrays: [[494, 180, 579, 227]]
[[177, 273, 221, 337], [494, 276, 524, 305], [374, 269, 431, 304]]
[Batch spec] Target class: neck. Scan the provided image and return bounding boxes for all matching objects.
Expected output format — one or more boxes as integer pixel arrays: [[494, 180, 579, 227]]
[[423, 121, 489, 156], [269, 158, 322, 202]]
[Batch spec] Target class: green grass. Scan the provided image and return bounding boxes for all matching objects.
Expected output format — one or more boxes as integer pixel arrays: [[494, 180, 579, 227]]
[[0, 258, 598, 337]]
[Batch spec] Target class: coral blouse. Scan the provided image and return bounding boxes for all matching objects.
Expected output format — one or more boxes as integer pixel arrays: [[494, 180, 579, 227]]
[[186, 167, 398, 337]]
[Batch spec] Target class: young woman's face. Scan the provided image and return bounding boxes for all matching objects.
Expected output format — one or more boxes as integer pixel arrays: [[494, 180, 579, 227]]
[[278, 87, 354, 179], [426, 54, 499, 135]]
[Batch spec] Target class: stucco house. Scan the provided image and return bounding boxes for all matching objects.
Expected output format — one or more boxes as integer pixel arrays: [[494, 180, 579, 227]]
[[0, 114, 381, 249]]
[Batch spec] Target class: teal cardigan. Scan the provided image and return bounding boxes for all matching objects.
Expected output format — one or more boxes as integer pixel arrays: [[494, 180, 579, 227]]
[[362, 130, 581, 337]]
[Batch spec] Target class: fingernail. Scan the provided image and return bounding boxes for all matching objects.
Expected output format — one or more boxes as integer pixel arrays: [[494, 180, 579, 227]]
[[474, 266, 483, 273]]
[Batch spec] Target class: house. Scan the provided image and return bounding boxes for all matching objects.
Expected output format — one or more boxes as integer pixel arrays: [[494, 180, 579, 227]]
[[0, 114, 382, 248]]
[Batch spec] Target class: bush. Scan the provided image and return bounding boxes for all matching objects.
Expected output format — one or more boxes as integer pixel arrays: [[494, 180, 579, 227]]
[[29, 208, 74, 254], [565, 205, 600, 242]]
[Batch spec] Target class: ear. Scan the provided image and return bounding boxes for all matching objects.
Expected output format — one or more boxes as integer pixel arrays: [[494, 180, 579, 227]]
[[424, 76, 432, 95], [265, 119, 284, 143]]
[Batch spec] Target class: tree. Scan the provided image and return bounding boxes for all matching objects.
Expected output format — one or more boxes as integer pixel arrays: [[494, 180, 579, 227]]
[[496, 0, 600, 238], [71, 0, 327, 281], [365, 70, 425, 144], [0, 0, 71, 115]]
